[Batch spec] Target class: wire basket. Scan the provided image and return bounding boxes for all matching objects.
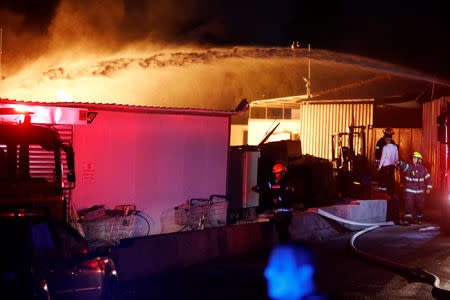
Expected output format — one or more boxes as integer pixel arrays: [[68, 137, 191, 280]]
[[82, 214, 136, 243], [174, 195, 228, 228]]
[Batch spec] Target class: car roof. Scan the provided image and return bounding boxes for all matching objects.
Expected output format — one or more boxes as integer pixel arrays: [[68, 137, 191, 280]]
[[0, 214, 59, 224]]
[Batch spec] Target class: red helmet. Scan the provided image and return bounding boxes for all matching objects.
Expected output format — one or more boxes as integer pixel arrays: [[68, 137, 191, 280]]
[[383, 128, 394, 135], [273, 163, 287, 174]]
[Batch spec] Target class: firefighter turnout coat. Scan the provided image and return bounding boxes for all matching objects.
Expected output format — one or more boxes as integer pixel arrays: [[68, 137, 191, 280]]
[[252, 178, 295, 211], [397, 161, 432, 194]]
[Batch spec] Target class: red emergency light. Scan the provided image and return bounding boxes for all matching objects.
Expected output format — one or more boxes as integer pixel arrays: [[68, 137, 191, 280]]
[[0, 104, 88, 125]]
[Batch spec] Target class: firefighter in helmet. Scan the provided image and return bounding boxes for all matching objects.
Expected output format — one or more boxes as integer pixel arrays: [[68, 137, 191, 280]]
[[396, 152, 432, 225], [252, 162, 295, 241], [375, 128, 397, 167], [252, 163, 294, 211], [375, 128, 398, 192], [273, 163, 287, 181]]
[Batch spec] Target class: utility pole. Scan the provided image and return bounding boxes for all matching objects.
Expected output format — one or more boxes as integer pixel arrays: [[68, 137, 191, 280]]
[[299, 43, 311, 100], [307, 44, 311, 100], [0, 27, 3, 79]]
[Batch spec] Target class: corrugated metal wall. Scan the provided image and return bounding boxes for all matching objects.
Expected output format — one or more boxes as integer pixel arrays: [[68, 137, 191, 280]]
[[299, 101, 373, 159], [368, 127, 423, 163], [423, 97, 448, 190], [0, 125, 73, 184], [28, 125, 73, 186]]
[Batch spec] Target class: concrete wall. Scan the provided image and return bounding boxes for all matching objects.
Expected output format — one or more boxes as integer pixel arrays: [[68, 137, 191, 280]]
[[112, 200, 387, 282], [290, 200, 387, 240], [72, 110, 230, 234], [113, 221, 275, 281]]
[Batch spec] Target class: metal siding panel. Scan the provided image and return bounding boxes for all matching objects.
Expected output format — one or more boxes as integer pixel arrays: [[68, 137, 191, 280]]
[[299, 102, 373, 159], [422, 98, 448, 190], [28, 125, 73, 208]]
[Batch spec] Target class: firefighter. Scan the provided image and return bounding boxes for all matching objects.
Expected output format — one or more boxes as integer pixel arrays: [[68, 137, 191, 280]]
[[378, 134, 398, 197], [252, 163, 295, 211], [376, 128, 398, 192], [396, 152, 432, 225], [252, 163, 295, 241], [375, 128, 396, 169]]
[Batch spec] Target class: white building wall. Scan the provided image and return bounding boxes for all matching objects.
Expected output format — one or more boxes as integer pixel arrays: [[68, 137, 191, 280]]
[[229, 124, 248, 146], [72, 110, 229, 234], [247, 119, 301, 145], [245, 100, 373, 159]]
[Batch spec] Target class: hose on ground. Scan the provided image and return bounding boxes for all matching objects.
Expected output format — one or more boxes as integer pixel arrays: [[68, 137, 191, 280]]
[[314, 208, 450, 299]]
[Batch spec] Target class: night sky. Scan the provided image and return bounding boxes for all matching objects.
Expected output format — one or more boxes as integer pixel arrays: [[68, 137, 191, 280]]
[[1, 0, 449, 78]]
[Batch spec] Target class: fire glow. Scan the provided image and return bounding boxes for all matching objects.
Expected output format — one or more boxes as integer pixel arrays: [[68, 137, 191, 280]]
[[0, 1, 447, 110], [1, 46, 444, 111]]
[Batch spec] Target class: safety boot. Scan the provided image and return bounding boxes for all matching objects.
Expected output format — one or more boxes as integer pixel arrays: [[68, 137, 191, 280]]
[[402, 214, 413, 226], [416, 215, 423, 225]]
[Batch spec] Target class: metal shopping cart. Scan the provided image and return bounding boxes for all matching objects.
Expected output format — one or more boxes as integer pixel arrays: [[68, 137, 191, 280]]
[[174, 195, 228, 230]]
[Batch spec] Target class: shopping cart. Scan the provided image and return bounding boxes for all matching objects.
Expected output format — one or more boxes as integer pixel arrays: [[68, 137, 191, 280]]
[[174, 195, 228, 229], [81, 214, 136, 244]]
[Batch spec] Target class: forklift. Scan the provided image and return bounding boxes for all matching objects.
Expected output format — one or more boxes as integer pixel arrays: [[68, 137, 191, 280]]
[[331, 125, 372, 199]]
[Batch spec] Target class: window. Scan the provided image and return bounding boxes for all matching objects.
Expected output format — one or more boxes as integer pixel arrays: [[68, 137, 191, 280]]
[[267, 108, 283, 119], [284, 108, 292, 119], [30, 222, 59, 260], [51, 221, 87, 258], [250, 107, 266, 119]]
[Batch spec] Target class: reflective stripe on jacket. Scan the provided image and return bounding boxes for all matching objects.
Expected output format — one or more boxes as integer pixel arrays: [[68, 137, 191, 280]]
[[398, 161, 432, 193]]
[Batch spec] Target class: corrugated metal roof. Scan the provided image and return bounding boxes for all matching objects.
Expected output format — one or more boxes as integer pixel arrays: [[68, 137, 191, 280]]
[[251, 96, 374, 107], [0, 98, 249, 117]]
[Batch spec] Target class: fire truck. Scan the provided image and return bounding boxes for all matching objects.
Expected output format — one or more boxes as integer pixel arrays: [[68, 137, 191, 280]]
[[0, 108, 75, 220]]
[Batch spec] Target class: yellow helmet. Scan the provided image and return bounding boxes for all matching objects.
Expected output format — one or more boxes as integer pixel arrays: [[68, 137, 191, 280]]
[[412, 152, 423, 160]]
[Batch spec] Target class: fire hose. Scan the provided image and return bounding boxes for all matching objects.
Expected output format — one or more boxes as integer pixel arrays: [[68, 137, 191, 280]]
[[314, 208, 450, 299]]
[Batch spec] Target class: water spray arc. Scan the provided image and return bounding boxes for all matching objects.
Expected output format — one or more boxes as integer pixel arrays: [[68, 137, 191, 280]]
[[0, 46, 449, 109]]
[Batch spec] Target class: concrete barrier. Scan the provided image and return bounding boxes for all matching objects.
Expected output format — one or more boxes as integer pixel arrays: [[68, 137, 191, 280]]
[[290, 199, 387, 240], [112, 199, 387, 282], [113, 221, 275, 281]]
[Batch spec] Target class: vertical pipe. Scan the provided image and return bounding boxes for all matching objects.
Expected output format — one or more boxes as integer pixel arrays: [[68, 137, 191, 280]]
[[307, 44, 311, 100], [0, 27, 3, 78]]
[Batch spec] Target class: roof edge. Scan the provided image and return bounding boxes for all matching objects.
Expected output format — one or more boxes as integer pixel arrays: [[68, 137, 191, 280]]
[[0, 98, 249, 117]]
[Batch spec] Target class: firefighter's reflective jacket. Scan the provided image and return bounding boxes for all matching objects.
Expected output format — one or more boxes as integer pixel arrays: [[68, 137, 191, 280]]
[[397, 161, 432, 194], [252, 179, 294, 210]]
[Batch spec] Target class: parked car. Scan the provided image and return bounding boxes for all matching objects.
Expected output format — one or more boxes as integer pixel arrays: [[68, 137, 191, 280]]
[[0, 215, 119, 299]]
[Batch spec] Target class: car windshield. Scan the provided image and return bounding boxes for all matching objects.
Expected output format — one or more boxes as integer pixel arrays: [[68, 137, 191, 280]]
[[0, 219, 35, 269], [0, 217, 87, 269]]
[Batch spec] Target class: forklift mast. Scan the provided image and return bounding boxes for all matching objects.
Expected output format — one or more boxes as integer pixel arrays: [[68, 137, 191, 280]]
[[331, 125, 367, 171]]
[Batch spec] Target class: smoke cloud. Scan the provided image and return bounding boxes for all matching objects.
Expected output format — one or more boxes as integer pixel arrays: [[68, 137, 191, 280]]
[[0, 0, 447, 110], [1, 0, 233, 74]]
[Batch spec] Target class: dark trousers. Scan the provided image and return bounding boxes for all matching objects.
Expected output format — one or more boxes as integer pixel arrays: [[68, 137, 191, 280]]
[[273, 212, 293, 242], [405, 192, 425, 217], [386, 194, 400, 222], [379, 165, 395, 195]]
